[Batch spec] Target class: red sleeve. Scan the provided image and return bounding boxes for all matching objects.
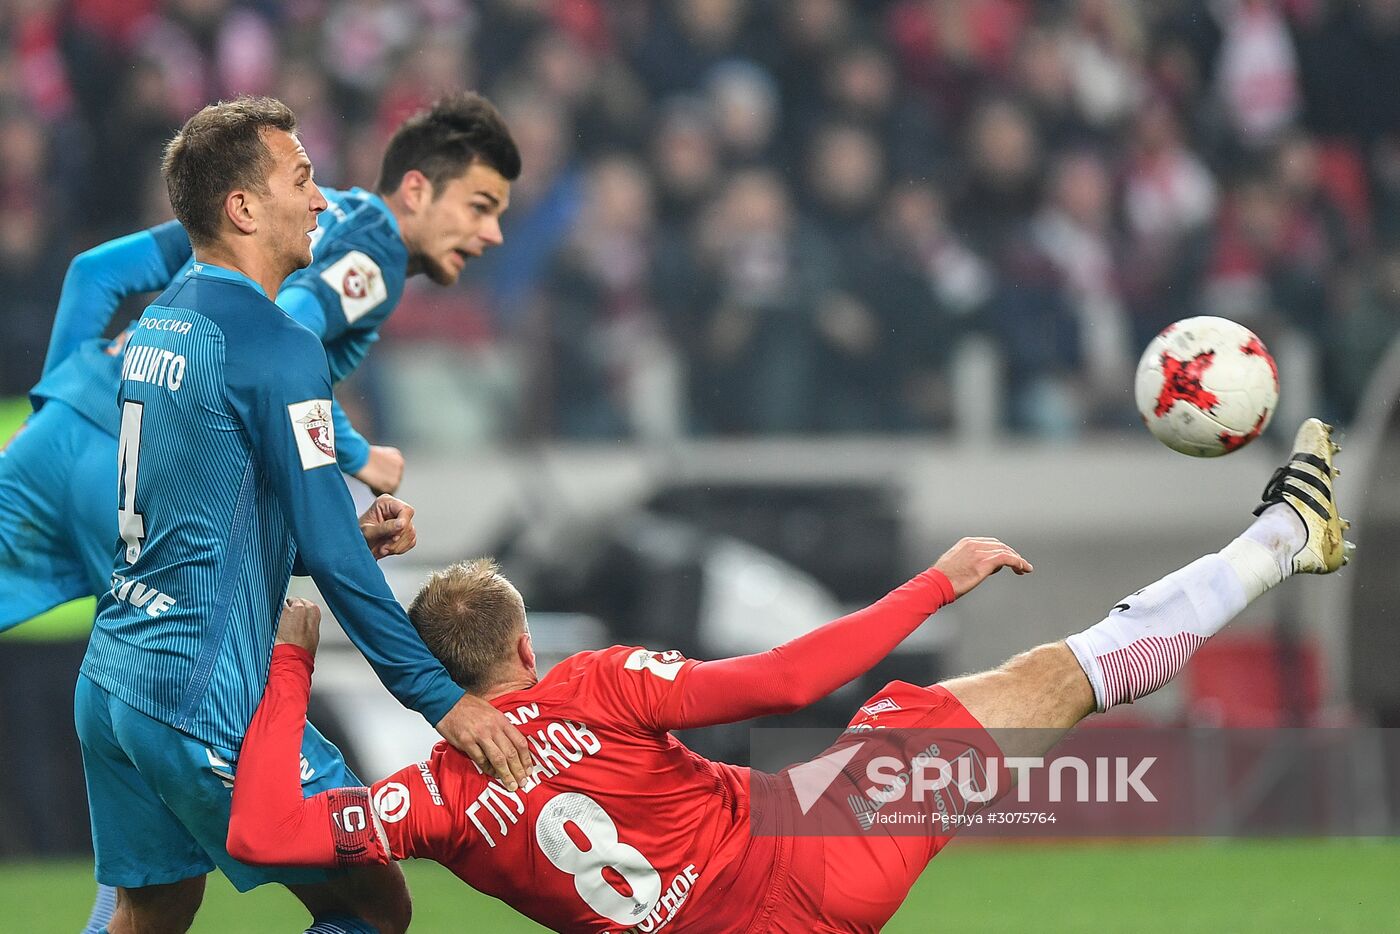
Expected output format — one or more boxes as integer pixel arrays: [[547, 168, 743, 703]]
[[583, 647, 703, 735], [665, 568, 956, 730], [367, 752, 467, 862], [227, 645, 390, 869]]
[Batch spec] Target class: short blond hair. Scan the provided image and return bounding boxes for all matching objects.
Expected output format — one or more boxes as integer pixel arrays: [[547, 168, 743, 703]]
[[408, 558, 526, 691]]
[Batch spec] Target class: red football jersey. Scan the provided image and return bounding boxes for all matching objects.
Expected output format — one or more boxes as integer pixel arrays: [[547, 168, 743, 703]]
[[366, 646, 758, 933]]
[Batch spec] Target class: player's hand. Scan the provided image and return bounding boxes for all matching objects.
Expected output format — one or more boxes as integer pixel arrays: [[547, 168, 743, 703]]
[[359, 494, 417, 559], [275, 597, 321, 656], [933, 537, 1033, 599], [354, 445, 405, 496], [436, 695, 534, 792]]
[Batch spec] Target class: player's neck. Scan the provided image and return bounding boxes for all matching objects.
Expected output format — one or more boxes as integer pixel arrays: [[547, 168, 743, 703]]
[[381, 191, 422, 277], [482, 674, 538, 700], [193, 243, 289, 302]]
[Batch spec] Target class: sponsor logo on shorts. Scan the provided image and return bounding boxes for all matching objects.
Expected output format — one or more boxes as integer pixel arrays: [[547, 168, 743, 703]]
[[860, 697, 901, 717], [207, 749, 235, 789]]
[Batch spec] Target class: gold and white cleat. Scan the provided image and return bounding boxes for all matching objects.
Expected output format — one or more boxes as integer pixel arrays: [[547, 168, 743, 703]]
[[1252, 418, 1351, 574]]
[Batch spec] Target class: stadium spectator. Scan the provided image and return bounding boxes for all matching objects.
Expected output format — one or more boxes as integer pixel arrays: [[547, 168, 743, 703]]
[[533, 154, 683, 440], [2, 0, 1399, 436], [688, 168, 832, 435], [953, 97, 1043, 259]]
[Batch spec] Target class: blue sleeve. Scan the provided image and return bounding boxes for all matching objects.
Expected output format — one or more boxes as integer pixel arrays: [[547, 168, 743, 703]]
[[224, 321, 463, 725], [42, 221, 192, 376], [332, 398, 370, 474], [324, 329, 380, 386], [276, 284, 330, 341], [279, 287, 371, 473], [281, 281, 384, 386]]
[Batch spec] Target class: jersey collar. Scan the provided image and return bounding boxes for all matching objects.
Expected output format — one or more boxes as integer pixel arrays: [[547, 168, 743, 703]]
[[188, 261, 270, 299], [365, 190, 403, 239]]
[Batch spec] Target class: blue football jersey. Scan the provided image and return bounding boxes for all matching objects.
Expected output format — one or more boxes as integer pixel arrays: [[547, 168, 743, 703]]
[[29, 221, 194, 436], [30, 187, 406, 472], [279, 187, 409, 472], [287, 187, 408, 382], [80, 262, 462, 749]]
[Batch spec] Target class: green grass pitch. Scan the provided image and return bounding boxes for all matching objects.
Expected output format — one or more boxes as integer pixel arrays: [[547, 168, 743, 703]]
[[1, 840, 1395, 932]]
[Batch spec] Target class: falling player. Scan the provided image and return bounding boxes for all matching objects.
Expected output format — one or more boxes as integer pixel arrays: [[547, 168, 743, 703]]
[[73, 98, 530, 934], [229, 419, 1351, 931]]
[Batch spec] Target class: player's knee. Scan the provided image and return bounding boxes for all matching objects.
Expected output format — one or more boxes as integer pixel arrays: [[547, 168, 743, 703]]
[[114, 877, 205, 934], [348, 864, 412, 934], [367, 887, 412, 934], [999, 641, 1059, 673]]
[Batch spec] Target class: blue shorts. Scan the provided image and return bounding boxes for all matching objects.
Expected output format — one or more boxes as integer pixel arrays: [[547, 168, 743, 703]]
[[75, 673, 360, 892], [0, 401, 116, 630]]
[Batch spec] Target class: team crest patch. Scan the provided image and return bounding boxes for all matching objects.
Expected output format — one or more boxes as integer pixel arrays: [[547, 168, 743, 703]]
[[860, 697, 901, 717], [319, 250, 387, 324], [288, 399, 337, 469], [624, 648, 686, 681]]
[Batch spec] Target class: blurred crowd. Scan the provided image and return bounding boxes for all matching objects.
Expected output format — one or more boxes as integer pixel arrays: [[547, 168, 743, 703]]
[[4, 0, 1400, 442]]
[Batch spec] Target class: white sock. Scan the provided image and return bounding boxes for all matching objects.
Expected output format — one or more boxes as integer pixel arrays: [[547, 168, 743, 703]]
[[1220, 502, 1306, 599], [1066, 554, 1246, 711], [1067, 505, 1307, 711]]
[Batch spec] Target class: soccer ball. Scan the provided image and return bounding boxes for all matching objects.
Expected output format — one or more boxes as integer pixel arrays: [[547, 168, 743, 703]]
[[1134, 316, 1279, 457]]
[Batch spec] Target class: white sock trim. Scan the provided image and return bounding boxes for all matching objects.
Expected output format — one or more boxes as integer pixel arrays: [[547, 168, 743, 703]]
[[1066, 632, 1108, 713]]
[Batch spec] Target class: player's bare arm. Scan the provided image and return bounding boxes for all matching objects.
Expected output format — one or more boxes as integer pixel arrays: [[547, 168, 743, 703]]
[[354, 445, 405, 496], [932, 536, 1033, 597], [436, 692, 533, 792], [358, 494, 417, 559]]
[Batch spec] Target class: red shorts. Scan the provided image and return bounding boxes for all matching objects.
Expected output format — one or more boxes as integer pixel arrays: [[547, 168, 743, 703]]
[[742, 681, 1006, 933]]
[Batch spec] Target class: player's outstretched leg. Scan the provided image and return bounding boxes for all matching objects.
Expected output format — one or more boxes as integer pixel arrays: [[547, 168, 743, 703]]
[[943, 418, 1352, 755], [1067, 417, 1349, 713]]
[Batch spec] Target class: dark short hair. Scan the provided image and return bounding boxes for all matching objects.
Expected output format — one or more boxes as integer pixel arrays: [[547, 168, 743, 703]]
[[377, 92, 522, 195], [408, 558, 527, 692], [161, 97, 297, 247]]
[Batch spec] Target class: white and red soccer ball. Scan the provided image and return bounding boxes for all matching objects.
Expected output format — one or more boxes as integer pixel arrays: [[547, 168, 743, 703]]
[[1134, 316, 1279, 457]]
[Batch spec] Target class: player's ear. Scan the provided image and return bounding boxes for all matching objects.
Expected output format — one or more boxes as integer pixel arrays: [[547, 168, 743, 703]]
[[224, 188, 258, 236], [518, 630, 536, 674], [399, 169, 433, 212]]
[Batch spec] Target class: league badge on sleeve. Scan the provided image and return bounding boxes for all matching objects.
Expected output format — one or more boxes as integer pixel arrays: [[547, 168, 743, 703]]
[[288, 399, 337, 469], [319, 250, 387, 324], [624, 648, 686, 681]]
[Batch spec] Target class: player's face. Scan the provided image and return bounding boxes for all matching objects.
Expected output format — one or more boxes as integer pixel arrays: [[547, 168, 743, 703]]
[[414, 162, 511, 286], [258, 129, 327, 274]]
